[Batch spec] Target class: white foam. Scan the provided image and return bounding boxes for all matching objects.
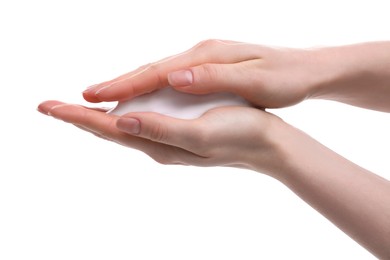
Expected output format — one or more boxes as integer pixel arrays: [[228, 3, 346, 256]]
[[108, 87, 251, 119]]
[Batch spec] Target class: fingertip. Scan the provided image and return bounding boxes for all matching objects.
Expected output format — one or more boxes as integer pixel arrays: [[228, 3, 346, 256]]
[[94, 83, 135, 102], [93, 86, 115, 101], [37, 104, 47, 115], [47, 104, 69, 118], [37, 100, 65, 115], [47, 104, 85, 122], [82, 91, 102, 103]]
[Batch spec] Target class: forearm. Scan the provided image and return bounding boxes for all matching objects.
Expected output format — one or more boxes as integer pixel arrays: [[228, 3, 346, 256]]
[[310, 41, 390, 112], [266, 124, 390, 259]]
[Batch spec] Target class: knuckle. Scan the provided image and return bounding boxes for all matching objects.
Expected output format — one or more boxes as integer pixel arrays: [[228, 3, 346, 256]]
[[100, 117, 117, 138], [137, 63, 152, 71], [198, 63, 219, 82], [148, 62, 160, 71], [147, 63, 165, 87], [148, 122, 168, 143], [195, 39, 222, 50]]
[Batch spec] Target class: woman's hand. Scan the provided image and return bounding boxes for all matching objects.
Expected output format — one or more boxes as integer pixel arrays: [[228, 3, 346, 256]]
[[82, 39, 322, 108], [83, 40, 390, 112], [38, 100, 287, 176]]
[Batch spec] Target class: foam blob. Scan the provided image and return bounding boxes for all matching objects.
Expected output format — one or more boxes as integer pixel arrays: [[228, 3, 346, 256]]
[[108, 87, 251, 119]]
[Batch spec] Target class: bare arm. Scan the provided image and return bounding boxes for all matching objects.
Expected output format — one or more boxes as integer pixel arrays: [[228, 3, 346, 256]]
[[310, 41, 390, 112], [273, 124, 390, 259]]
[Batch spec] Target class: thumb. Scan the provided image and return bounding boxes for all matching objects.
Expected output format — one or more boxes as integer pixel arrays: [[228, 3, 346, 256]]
[[168, 63, 246, 95], [116, 112, 201, 150]]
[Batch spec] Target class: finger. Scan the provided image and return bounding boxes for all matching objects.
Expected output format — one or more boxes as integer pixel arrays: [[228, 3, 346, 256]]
[[73, 124, 113, 141], [47, 104, 208, 165], [168, 63, 246, 93], [168, 60, 265, 104], [47, 104, 164, 156], [48, 104, 124, 138], [83, 47, 193, 94], [75, 119, 210, 166], [47, 104, 185, 153], [89, 40, 262, 102], [87, 107, 111, 113], [116, 112, 205, 154], [38, 100, 110, 115], [84, 40, 242, 95], [37, 100, 65, 115], [83, 64, 150, 103]]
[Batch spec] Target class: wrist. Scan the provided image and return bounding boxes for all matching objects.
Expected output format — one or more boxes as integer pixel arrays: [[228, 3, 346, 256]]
[[250, 116, 327, 183], [307, 42, 390, 103], [305, 45, 357, 100], [247, 115, 300, 179]]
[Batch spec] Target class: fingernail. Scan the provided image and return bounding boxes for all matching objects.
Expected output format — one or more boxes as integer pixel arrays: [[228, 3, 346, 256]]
[[87, 84, 98, 89], [47, 110, 57, 118], [116, 117, 140, 135], [83, 84, 99, 93], [47, 106, 59, 118], [95, 85, 110, 96], [168, 70, 193, 86]]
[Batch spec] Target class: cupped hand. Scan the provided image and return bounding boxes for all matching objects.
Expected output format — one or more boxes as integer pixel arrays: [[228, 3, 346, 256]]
[[38, 100, 287, 175], [82, 39, 321, 108]]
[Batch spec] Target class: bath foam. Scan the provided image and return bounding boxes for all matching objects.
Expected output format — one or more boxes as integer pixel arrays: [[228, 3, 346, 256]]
[[108, 87, 251, 119]]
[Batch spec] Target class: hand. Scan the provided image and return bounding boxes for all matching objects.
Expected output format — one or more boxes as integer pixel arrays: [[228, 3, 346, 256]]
[[82, 39, 322, 108], [38, 100, 287, 176]]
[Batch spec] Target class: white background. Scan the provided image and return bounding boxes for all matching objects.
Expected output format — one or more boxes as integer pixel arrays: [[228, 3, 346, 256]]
[[1, 0, 389, 259]]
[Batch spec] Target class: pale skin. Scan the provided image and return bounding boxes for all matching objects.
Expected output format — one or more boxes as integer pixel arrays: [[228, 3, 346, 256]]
[[38, 40, 390, 259]]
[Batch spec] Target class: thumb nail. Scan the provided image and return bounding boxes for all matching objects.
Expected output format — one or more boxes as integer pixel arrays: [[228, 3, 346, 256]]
[[168, 70, 193, 86], [116, 117, 141, 135]]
